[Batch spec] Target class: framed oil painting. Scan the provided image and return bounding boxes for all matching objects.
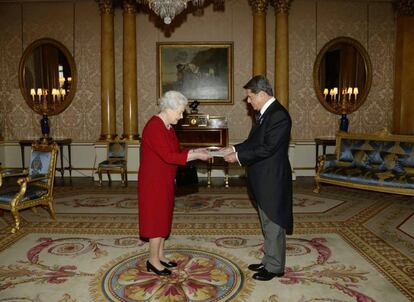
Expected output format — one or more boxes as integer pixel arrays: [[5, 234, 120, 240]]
[[157, 42, 233, 104]]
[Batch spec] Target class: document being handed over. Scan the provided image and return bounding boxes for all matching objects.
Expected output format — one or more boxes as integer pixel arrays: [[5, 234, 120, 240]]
[[207, 147, 225, 158]]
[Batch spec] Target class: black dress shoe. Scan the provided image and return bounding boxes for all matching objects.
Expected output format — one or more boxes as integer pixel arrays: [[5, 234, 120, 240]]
[[146, 261, 171, 276], [248, 263, 265, 272], [252, 269, 284, 281], [160, 260, 177, 268]]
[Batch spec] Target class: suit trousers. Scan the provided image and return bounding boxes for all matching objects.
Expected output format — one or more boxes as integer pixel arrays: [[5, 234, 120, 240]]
[[258, 207, 286, 273]]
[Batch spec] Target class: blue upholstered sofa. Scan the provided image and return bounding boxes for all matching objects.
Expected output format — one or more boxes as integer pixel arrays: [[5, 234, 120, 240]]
[[314, 129, 414, 196]]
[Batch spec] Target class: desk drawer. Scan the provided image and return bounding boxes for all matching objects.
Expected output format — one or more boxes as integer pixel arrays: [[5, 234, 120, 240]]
[[175, 128, 228, 148]]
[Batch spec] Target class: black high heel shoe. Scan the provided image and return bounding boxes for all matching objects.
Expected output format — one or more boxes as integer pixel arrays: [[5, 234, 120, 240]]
[[160, 260, 177, 268], [146, 261, 171, 276]]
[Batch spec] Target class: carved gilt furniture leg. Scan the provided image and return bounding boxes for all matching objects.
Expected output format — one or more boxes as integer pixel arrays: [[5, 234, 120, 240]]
[[10, 207, 21, 233], [48, 199, 57, 220], [313, 181, 321, 193]]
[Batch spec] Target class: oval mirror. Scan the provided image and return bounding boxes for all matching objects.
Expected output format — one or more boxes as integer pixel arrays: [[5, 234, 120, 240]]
[[313, 36, 372, 115], [18, 38, 77, 116]]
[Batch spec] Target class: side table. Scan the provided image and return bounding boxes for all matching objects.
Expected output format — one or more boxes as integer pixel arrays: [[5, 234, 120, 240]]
[[19, 139, 72, 178], [314, 136, 336, 170]]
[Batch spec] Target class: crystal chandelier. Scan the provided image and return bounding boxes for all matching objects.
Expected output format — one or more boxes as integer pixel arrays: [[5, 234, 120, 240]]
[[141, 0, 205, 24]]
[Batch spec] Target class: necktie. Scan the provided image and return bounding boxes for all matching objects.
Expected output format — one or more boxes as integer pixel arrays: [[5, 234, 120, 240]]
[[255, 112, 262, 124]]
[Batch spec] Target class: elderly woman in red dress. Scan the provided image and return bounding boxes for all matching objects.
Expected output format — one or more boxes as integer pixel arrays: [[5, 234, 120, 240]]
[[138, 91, 209, 276]]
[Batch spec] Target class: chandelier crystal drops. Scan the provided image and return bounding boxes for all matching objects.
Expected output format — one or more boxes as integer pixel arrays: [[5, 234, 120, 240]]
[[142, 0, 205, 24]]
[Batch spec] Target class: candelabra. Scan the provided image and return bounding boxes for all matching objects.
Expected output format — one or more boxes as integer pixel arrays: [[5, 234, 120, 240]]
[[323, 86, 359, 132], [29, 83, 69, 143]]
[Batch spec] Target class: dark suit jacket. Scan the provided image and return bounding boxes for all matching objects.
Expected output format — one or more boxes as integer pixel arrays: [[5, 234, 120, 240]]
[[235, 100, 293, 234]]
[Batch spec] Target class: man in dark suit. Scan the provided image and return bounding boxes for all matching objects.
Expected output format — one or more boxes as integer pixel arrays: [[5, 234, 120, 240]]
[[222, 75, 293, 281]]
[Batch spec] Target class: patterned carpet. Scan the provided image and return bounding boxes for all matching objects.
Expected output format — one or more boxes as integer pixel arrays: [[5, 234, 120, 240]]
[[0, 177, 413, 302]]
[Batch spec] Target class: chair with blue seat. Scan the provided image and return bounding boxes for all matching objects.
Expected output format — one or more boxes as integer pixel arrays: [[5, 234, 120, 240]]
[[97, 139, 128, 186], [0, 142, 58, 233]]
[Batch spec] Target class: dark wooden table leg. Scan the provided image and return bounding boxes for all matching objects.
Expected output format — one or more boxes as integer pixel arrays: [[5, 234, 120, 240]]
[[59, 144, 64, 178], [20, 144, 25, 169], [68, 144, 72, 179]]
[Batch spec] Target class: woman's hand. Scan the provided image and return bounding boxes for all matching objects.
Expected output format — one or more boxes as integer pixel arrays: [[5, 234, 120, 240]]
[[193, 147, 209, 153], [187, 149, 210, 162], [195, 149, 210, 161]]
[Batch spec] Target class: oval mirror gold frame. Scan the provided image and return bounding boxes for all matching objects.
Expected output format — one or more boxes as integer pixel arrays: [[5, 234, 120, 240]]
[[313, 36, 372, 115], [18, 38, 77, 116]]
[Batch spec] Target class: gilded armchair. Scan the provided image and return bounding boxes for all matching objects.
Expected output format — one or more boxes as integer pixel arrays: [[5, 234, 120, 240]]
[[0, 143, 58, 233], [97, 139, 128, 186]]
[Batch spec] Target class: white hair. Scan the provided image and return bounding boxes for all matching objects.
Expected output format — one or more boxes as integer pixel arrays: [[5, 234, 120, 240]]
[[159, 91, 188, 112]]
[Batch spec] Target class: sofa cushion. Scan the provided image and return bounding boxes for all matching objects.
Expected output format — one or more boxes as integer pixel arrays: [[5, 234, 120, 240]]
[[339, 139, 368, 162], [321, 166, 379, 185], [320, 166, 414, 189], [376, 172, 414, 188], [398, 142, 414, 168], [379, 152, 407, 175], [351, 149, 371, 169], [339, 139, 384, 162], [381, 142, 414, 168], [367, 149, 383, 164]]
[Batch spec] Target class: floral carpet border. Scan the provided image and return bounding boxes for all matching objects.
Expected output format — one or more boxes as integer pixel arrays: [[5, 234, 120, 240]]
[[341, 226, 414, 300]]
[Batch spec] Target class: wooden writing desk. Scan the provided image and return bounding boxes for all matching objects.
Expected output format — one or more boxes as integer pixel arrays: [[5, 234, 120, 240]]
[[19, 139, 72, 178], [175, 115, 229, 187]]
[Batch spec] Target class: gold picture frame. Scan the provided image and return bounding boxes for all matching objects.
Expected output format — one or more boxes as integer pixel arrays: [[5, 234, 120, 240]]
[[157, 42, 233, 105]]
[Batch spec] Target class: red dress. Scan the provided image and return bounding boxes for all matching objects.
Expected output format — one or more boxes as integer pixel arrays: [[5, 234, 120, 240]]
[[138, 116, 188, 238]]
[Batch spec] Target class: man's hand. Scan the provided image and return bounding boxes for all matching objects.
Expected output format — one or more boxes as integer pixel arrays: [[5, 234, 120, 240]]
[[223, 152, 238, 163], [219, 147, 234, 156]]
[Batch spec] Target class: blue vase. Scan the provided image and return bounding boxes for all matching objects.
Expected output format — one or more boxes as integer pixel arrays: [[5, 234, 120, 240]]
[[40, 114, 50, 135], [339, 114, 349, 132]]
